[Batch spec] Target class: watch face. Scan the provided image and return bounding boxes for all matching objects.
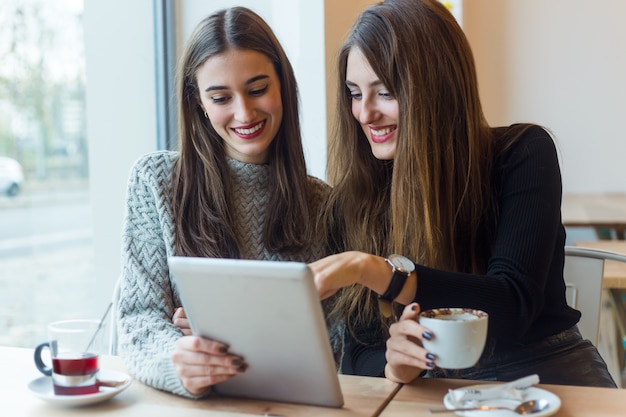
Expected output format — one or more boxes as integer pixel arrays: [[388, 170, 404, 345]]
[[389, 254, 415, 273]]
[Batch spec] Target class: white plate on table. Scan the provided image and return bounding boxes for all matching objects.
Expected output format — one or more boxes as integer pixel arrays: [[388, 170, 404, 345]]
[[443, 384, 561, 417], [27, 369, 131, 407]]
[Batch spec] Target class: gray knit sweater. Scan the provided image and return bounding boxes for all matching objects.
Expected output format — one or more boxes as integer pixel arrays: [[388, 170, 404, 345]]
[[116, 150, 332, 398]]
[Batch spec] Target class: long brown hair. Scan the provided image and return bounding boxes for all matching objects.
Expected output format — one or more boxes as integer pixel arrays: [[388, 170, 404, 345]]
[[326, 0, 512, 325], [171, 7, 313, 258]]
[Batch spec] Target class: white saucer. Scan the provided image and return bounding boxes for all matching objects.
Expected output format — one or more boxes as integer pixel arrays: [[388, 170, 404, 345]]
[[443, 384, 561, 417], [27, 369, 132, 407]]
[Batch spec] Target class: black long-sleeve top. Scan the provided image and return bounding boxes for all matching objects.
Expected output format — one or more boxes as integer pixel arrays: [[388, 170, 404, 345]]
[[342, 125, 581, 376]]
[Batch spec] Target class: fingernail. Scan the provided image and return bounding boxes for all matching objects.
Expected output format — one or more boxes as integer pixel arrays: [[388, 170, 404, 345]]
[[218, 346, 228, 354], [236, 364, 248, 372], [231, 358, 242, 366], [426, 353, 436, 360], [426, 362, 435, 368], [423, 331, 433, 340], [411, 304, 417, 311]]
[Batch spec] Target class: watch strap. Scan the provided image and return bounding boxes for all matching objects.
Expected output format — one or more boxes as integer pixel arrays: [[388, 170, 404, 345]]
[[378, 257, 411, 318], [378, 258, 410, 302]]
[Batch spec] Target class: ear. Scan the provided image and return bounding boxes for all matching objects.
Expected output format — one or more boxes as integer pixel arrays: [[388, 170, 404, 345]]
[[197, 102, 208, 118]]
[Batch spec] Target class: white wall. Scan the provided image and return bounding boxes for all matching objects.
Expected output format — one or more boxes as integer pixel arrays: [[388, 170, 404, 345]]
[[324, 0, 378, 151], [84, 0, 157, 308], [464, 0, 626, 193]]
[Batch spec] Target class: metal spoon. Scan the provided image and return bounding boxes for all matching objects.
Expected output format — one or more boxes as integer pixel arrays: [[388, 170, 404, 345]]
[[430, 398, 550, 414]]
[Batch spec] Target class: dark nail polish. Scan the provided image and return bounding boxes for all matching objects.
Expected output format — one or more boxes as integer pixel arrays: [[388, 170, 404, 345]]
[[231, 358, 242, 366], [426, 362, 435, 368], [218, 346, 228, 354], [411, 304, 417, 311], [426, 353, 436, 360], [423, 331, 433, 340], [236, 364, 247, 372]]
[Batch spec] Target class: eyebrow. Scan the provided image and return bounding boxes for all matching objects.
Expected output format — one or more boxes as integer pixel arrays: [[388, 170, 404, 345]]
[[345, 79, 384, 89], [204, 74, 271, 92]]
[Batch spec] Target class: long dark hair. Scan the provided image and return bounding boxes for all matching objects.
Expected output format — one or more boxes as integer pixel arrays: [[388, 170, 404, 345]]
[[172, 7, 313, 258], [325, 0, 531, 325]]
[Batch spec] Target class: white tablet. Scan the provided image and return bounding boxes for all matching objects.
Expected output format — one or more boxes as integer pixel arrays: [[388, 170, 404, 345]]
[[168, 256, 344, 408]]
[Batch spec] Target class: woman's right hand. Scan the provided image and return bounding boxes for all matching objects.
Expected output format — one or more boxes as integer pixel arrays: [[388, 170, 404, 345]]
[[171, 335, 247, 395], [384, 303, 436, 384]]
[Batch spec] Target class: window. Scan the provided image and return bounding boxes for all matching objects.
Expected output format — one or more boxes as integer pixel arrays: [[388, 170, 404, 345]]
[[0, 0, 336, 349], [0, 0, 95, 347]]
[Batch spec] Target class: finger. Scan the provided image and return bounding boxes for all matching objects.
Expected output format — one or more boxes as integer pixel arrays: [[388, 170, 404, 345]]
[[179, 327, 193, 336], [173, 349, 248, 395], [173, 353, 247, 372], [387, 348, 432, 370], [176, 335, 230, 355], [173, 316, 191, 332], [175, 358, 248, 377], [172, 349, 248, 382], [391, 304, 435, 342], [179, 368, 244, 395], [389, 314, 423, 338], [172, 308, 192, 335], [390, 320, 434, 347], [386, 337, 435, 370], [172, 307, 187, 320], [400, 303, 421, 320]]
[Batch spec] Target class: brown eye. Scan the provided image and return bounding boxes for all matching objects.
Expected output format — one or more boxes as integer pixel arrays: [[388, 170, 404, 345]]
[[249, 85, 268, 97]]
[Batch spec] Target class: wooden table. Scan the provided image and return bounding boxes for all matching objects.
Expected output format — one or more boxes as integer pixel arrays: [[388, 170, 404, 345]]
[[5, 345, 625, 417], [1, 346, 400, 417], [563, 193, 626, 239], [380, 378, 626, 416]]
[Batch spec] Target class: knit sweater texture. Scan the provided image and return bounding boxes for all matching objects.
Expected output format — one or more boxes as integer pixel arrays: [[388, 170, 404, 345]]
[[116, 150, 331, 398]]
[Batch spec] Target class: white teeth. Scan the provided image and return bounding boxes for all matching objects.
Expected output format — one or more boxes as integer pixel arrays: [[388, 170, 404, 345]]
[[235, 121, 264, 135], [371, 127, 393, 136]]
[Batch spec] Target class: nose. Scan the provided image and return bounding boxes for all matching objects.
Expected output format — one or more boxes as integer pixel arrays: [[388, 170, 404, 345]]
[[355, 96, 379, 125], [234, 96, 256, 123]]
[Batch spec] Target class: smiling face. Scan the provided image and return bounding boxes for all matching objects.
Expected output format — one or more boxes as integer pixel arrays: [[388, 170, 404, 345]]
[[196, 49, 283, 164], [345, 47, 400, 161]]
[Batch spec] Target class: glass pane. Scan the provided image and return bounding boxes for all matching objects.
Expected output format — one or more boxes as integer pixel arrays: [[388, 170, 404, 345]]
[[0, 0, 95, 347]]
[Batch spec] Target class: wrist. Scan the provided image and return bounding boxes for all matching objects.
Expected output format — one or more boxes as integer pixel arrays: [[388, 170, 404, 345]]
[[353, 252, 384, 289], [384, 363, 422, 384], [378, 254, 415, 318]]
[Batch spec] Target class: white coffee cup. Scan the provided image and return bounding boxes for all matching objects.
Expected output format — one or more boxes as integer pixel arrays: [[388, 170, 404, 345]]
[[419, 308, 488, 369]]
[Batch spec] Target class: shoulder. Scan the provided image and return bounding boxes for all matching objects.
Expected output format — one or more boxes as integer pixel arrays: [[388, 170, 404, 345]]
[[494, 124, 557, 164], [129, 150, 178, 181], [492, 124, 562, 193], [131, 150, 178, 172]]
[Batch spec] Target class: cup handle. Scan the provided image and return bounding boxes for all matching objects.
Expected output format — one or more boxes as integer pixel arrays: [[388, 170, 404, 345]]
[[34, 342, 52, 376]]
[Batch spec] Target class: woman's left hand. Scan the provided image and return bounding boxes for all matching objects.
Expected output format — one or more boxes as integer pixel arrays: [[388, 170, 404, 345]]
[[385, 303, 436, 383]]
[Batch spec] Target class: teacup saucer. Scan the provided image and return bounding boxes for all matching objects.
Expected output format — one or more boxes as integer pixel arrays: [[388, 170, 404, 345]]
[[27, 369, 132, 407]]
